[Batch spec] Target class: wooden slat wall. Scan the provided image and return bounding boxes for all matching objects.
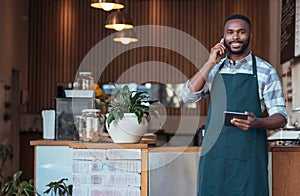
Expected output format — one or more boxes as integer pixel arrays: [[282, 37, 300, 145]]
[[28, 0, 270, 115]]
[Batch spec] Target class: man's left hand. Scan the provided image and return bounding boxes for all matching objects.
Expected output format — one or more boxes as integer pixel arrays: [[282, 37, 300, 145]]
[[231, 111, 258, 130]]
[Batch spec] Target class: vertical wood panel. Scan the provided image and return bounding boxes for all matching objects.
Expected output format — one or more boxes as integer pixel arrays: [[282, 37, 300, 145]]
[[272, 151, 300, 196], [28, 0, 271, 116]]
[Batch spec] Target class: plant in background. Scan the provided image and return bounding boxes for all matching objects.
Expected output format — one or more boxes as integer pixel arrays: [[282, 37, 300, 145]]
[[43, 178, 73, 196], [94, 83, 110, 114], [0, 170, 38, 196], [106, 85, 159, 127], [0, 139, 13, 181], [94, 84, 109, 101]]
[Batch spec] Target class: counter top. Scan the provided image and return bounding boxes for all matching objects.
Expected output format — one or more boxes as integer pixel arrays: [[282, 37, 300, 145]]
[[69, 141, 148, 149], [30, 140, 148, 149], [271, 146, 300, 152], [30, 140, 71, 146], [30, 140, 201, 151], [149, 146, 200, 152], [30, 139, 300, 152]]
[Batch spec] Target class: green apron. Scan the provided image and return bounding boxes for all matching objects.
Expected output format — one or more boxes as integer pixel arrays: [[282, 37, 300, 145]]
[[198, 55, 268, 196]]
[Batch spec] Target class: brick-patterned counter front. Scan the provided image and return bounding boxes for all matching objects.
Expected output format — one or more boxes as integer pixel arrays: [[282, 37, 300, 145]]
[[70, 142, 148, 196], [72, 148, 144, 196]]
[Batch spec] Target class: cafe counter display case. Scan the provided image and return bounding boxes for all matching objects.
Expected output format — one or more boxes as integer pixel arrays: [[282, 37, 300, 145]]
[[30, 140, 200, 196], [30, 129, 300, 196]]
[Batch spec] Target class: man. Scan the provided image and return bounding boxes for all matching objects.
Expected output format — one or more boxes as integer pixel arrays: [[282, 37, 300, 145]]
[[182, 14, 287, 195]]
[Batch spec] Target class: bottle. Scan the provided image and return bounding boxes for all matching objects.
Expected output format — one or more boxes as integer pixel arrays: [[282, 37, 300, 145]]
[[81, 109, 104, 142], [76, 72, 94, 90], [75, 115, 84, 140]]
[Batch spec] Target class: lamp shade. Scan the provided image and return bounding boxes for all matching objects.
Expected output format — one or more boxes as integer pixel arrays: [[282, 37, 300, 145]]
[[90, 0, 124, 11], [113, 29, 138, 44], [105, 11, 133, 31]]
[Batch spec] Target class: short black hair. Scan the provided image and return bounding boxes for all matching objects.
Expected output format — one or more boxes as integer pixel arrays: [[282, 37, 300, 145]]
[[224, 14, 251, 29]]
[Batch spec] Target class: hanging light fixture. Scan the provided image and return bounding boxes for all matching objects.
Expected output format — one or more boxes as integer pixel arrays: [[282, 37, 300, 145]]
[[105, 10, 133, 31], [113, 29, 138, 44], [90, 0, 124, 11]]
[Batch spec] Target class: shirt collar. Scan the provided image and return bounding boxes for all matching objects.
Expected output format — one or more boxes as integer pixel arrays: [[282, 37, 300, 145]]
[[224, 52, 252, 67]]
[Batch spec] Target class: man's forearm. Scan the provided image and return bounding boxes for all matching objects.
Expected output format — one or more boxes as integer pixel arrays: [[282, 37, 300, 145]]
[[257, 113, 287, 130], [188, 61, 215, 92]]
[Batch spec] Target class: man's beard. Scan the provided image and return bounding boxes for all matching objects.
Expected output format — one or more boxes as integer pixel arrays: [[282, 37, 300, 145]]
[[225, 37, 250, 55]]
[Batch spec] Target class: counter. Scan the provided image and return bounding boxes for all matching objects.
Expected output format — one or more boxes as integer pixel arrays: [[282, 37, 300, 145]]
[[271, 146, 300, 196], [30, 140, 300, 196], [148, 146, 199, 196]]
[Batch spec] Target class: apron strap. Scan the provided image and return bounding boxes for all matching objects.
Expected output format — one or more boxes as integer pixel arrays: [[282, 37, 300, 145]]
[[252, 54, 257, 76]]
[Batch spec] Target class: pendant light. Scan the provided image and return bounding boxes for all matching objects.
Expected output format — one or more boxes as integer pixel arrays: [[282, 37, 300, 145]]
[[105, 10, 133, 31], [113, 29, 138, 44], [90, 0, 124, 11]]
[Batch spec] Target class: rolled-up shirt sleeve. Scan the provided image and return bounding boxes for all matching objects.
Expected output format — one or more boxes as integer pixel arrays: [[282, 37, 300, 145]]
[[182, 80, 210, 103], [263, 70, 288, 121]]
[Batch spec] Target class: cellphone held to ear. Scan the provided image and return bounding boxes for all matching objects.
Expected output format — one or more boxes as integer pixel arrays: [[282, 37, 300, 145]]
[[220, 37, 224, 45], [218, 37, 226, 57]]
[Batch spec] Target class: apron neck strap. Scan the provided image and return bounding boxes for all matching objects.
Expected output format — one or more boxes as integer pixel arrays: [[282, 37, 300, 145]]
[[252, 54, 257, 76]]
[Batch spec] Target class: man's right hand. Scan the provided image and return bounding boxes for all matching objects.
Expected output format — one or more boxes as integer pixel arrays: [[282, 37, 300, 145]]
[[207, 40, 226, 65], [188, 39, 226, 92]]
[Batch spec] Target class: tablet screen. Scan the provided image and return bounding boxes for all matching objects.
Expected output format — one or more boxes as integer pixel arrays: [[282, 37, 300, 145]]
[[224, 111, 248, 126]]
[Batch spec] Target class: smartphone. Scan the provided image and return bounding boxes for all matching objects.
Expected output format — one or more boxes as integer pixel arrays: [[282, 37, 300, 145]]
[[219, 37, 226, 57], [220, 37, 225, 45], [224, 111, 248, 126]]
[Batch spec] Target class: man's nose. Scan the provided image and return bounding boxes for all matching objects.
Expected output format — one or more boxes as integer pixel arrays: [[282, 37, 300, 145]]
[[232, 32, 240, 39]]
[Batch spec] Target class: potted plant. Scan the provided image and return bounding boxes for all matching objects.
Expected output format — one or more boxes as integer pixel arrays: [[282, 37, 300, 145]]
[[43, 178, 72, 196], [106, 85, 159, 143], [0, 170, 38, 196], [0, 140, 13, 184]]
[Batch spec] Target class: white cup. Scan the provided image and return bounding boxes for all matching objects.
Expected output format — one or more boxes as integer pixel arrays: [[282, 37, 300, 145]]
[[41, 110, 55, 139]]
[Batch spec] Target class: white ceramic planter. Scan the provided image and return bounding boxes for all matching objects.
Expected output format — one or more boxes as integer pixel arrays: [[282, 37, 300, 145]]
[[106, 113, 148, 143]]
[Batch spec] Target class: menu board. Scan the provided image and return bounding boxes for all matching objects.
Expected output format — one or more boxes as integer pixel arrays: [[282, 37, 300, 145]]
[[295, 0, 300, 57], [281, 0, 295, 64]]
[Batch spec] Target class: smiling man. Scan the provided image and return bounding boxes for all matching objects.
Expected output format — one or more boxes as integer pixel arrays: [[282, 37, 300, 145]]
[[182, 14, 287, 195]]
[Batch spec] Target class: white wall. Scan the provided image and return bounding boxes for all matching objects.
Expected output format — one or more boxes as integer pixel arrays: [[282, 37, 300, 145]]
[[0, 0, 29, 180], [0, 0, 28, 85], [290, 58, 300, 125]]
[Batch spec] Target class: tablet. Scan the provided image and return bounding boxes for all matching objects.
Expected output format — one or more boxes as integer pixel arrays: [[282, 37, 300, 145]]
[[224, 111, 248, 126]]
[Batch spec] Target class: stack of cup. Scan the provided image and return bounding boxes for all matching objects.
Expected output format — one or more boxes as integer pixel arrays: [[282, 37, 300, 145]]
[[41, 110, 55, 139]]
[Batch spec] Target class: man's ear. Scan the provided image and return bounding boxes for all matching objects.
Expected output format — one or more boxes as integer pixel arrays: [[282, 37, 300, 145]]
[[250, 33, 253, 40]]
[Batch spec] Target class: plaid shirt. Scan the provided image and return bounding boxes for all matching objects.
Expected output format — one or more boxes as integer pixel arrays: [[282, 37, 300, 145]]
[[182, 52, 287, 119]]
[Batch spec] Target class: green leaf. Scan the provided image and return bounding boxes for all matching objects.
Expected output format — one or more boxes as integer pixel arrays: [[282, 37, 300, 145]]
[[117, 111, 124, 120], [43, 189, 51, 194], [146, 100, 159, 104], [106, 113, 115, 127], [58, 178, 68, 183], [29, 179, 34, 185], [67, 185, 73, 196], [13, 171, 22, 181]]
